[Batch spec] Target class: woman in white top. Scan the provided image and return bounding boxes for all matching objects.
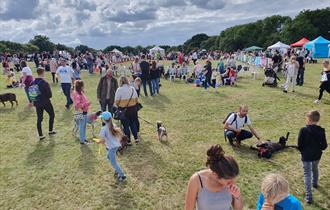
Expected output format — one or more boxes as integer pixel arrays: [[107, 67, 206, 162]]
[[98, 111, 126, 182], [283, 56, 299, 93], [20, 61, 34, 106]]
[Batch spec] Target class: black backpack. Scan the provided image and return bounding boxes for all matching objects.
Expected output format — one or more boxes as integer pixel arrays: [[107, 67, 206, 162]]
[[222, 112, 247, 125], [223, 112, 247, 141]]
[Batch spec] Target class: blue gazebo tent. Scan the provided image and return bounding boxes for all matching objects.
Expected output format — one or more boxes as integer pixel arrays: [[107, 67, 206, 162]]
[[304, 36, 330, 58]]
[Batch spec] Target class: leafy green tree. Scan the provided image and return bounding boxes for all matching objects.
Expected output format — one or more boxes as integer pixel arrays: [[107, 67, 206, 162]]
[[29, 35, 55, 52]]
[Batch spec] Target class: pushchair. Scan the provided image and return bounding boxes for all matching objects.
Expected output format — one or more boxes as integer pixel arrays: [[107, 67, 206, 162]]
[[262, 68, 280, 87]]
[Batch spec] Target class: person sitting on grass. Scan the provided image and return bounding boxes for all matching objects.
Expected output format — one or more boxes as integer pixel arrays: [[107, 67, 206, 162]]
[[297, 110, 327, 204], [256, 173, 302, 210], [98, 111, 127, 182], [224, 105, 261, 147], [6, 70, 19, 88], [185, 144, 243, 210]]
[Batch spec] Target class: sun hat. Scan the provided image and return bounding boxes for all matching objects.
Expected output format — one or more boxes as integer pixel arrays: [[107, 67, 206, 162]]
[[99, 111, 112, 120]]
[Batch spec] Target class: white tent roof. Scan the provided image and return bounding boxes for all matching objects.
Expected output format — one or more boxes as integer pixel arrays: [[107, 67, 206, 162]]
[[267, 41, 291, 50], [111, 48, 122, 54], [149, 46, 165, 55]]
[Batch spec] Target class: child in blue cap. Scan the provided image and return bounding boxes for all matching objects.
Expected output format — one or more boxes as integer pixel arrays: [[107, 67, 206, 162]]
[[98, 111, 126, 182]]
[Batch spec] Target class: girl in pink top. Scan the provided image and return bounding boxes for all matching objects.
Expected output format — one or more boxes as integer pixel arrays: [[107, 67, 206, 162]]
[[72, 80, 91, 144]]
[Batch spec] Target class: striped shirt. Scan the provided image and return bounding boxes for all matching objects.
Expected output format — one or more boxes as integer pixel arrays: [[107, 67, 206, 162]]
[[114, 84, 138, 108]]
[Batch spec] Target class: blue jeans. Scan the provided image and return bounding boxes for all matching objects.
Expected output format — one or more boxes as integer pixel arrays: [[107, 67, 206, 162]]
[[24, 86, 31, 103], [225, 130, 253, 142], [142, 79, 151, 96], [79, 114, 87, 143], [302, 160, 320, 201], [150, 79, 159, 95], [108, 147, 125, 177], [61, 83, 73, 107]]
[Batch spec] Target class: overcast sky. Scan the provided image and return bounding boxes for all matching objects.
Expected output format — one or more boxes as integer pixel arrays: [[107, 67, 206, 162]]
[[0, 0, 328, 49]]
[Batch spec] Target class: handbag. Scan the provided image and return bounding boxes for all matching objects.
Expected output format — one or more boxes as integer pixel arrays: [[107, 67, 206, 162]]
[[114, 88, 134, 120], [137, 103, 143, 111]]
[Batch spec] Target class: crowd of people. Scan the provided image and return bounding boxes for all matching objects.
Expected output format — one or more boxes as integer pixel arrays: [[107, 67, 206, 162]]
[[0, 47, 329, 209]]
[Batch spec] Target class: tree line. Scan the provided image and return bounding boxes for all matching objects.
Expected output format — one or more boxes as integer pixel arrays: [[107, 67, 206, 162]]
[[1, 8, 329, 55]]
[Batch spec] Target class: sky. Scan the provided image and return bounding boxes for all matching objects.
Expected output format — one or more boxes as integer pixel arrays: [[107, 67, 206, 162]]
[[0, 0, 329, 49]]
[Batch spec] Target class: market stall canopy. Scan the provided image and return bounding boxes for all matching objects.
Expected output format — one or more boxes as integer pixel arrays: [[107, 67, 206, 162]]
[[290, 38, 310, 47], [111, 48, 123, 55], [244, 46, 263, 51], [149, 46, 165, 56], [304, 36, 330, 58], [267, 41, 291, 50]]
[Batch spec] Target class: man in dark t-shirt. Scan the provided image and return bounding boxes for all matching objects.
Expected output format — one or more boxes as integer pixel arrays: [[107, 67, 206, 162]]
[[139, 55, 152, 96], [296, 55, 305, 86]]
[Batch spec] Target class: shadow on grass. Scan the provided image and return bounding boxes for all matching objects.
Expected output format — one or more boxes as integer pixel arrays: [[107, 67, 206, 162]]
[[26, 139, 55, 169], [79, 144, 97, 175], [141, 94, 171, 111], [124, 142, 166, 182], [102, 183, 138, 209], [0, 106, 17, 113], [294, 91, 318, 100], [17, 106, 33, 120]]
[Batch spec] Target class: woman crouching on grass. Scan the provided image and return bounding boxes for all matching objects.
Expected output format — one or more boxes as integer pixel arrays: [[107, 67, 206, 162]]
[[98, 111, 126, 182], [185, 144, 243, 210]]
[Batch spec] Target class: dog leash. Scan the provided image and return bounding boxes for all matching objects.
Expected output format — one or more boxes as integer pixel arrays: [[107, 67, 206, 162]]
[[138, 116, 156, 128]]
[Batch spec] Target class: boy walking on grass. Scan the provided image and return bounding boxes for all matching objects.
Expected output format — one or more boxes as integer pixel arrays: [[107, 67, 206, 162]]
[[297, 110, 327, 204]]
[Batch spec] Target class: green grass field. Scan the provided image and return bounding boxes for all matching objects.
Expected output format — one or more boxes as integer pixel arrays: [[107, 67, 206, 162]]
[[0, 61, 329, 210]]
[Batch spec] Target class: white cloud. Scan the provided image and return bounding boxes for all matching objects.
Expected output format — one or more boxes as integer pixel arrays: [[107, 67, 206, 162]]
[[0, 0, 328, 49]]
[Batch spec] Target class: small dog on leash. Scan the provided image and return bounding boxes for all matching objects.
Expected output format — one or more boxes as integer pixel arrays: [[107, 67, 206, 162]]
[[0, 93, 18, 107], [117, 135, 129, 155], [157, 121, 168, 141], [73, 111, 102, 137]]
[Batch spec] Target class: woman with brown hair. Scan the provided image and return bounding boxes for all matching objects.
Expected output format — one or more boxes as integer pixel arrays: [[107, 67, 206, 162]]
[[149, 60, 159, 95], [185, 144, 243, 210], [72, 80, 91, 145]]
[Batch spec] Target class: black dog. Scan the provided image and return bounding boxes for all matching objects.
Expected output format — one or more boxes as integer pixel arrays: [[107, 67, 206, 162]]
[[251, 132, 297, 158], [0, 93, 18, 107]]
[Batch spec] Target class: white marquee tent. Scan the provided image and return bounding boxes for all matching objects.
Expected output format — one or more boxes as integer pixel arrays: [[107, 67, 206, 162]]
[[149, 46, 165, 56], [267, 41, 291, 50], [111, 48, 123, 55]]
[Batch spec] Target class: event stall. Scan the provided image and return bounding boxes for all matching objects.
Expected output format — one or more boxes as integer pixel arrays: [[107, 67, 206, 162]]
[[290, 38, 310, 47], [149, 46, 165, 56], [304, 36, 330, 58]]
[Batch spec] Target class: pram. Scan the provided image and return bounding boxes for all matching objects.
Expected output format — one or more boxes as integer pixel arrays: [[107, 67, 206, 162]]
[[262, 67, 280, 87]]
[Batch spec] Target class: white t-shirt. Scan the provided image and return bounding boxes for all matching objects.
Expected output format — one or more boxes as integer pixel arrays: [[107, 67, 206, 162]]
[[21, 67, 33, 76], [99, 125, 121, 149], [225, 113, 251, 130], [56, 65, 74, 83]]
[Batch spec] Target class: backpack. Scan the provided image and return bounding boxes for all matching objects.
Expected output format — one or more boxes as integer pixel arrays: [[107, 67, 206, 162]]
[[222, 112, 247, 125], [28, 80, 42, 102], [223, 112, 247, 141]]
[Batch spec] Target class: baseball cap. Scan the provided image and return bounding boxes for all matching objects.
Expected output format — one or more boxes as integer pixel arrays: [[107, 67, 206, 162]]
[[99, 111, 112, 120]]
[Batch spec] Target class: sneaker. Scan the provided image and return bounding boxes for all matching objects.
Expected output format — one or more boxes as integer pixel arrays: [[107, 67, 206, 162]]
[[314, 99, 320, 104], [283, 90, 288, 93], [305, 199, 313, 204], [39, 136, 46, 140], [313, 184, 318, 189], [84, 140, 90, 143], [127, 142, 132, 146], [48, 131, 56, 135], [117, 176, 127, 182], [135, 139, 140, 144], [80, 141, 89, 145]]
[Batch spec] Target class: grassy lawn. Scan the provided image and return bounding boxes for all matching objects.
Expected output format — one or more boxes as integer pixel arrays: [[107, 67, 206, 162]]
[[0, 61, 329, 210]]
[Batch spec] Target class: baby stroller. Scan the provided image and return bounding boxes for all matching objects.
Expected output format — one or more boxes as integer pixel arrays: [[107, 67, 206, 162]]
[[262, 68, 280, 87]]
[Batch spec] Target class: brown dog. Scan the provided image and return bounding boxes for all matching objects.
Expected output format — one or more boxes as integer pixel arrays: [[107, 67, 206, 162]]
[[0, 93, 18, 107], [117, 135, 129, 155]]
